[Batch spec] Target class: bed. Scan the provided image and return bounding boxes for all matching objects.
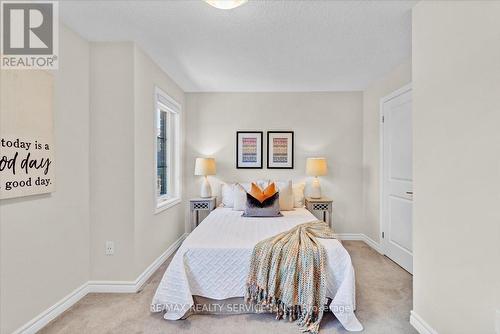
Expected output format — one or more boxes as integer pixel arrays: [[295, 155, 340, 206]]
[[151, 207, 363, 332]]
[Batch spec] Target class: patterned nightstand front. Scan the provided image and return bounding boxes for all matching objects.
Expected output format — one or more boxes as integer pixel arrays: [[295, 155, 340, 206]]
[[190, 197, 216, 230], [305, 197, 333, 228]]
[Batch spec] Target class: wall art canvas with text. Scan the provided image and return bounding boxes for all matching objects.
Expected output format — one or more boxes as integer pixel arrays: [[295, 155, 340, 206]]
[[0, 70, 55, 199]]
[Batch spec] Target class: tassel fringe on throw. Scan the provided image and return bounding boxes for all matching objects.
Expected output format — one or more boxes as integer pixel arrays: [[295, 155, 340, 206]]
[[245, 221, 335, 334]]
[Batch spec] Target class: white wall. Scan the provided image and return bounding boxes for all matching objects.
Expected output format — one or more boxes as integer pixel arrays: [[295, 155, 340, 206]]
[[0, 25, 90, 334], [89, 42, 187, 280], [412, 2, 500, 333], [185, 92, 363, 234], [362, 60, 411, 242], [89, 42, 136, 281], [133, 46, 186, 278]]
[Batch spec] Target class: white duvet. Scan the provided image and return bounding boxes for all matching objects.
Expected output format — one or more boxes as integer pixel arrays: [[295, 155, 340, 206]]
[[151, 208, 363, 332]]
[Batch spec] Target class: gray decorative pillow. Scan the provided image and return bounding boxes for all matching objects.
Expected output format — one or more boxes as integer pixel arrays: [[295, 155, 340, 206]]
[[242, 192, 282, 217]]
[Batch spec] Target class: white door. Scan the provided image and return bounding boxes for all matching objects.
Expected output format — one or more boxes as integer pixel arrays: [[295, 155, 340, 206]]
[[381, 85, 413, 273]]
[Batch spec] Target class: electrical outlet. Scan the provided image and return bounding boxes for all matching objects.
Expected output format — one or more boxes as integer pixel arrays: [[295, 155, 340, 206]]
[[105, 241, 114, 255]]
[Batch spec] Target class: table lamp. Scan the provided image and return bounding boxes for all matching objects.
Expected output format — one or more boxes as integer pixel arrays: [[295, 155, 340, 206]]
[[194, 157, 216, 198], [306, 157, 328, 199]]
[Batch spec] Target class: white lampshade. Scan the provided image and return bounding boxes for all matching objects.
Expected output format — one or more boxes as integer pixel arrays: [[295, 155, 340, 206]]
[[306, 158, 328, 177], [194, 158, 216, 176]]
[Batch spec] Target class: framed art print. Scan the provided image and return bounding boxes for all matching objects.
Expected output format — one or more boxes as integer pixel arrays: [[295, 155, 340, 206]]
[[236, 131, 263, 169], [267, 131, 294, 169]]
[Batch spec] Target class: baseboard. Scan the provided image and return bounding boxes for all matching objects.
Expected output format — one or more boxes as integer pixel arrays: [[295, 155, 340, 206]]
[[134, 233, 188, 291], [11, 283, 89, 334], [361, 235, 384, 254], [335, 233, 384, 254], [334, 233, 362, 240], [410, 311, 438, 334], [86, 280, 137, 293], [12, 233, 188, 334], [88, 233, 188, 293]]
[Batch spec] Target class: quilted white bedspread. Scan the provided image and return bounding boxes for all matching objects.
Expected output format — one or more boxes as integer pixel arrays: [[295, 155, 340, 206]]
[[151, 208, 363, 332]]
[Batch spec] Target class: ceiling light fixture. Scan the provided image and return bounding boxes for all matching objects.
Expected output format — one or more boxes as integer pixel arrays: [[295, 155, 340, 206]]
[[204, 0, 247, 10]]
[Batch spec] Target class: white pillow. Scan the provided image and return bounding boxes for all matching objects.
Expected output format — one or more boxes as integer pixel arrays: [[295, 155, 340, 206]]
[[233, 183, 248, 211], [221, 183, 234, 207], [275, 180, 294, 211], [240, 182, 251, 192], [293, 182, 305, 208]]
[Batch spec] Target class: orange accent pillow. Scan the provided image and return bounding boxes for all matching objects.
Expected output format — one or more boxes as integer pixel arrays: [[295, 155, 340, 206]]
[[249, 182, 278, 203]]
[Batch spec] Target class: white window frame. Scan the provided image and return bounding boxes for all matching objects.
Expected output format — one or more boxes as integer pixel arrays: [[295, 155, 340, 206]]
[[154, 87, 181, 213]]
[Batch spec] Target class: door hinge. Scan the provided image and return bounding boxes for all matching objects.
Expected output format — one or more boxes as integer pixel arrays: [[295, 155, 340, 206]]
[[382, 232, 385, 238], [382, 115, 385, 123]]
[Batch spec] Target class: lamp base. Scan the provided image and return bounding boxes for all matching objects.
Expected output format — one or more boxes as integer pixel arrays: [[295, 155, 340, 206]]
[[310, 177, 321, 199], [200, 176, 212, 198]]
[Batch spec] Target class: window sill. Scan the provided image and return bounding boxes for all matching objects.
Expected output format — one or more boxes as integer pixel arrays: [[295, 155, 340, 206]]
[[155, 197, 181, 214]]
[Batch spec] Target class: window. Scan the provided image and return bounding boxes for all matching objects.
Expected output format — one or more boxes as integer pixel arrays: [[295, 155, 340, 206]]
[[155, 87, 181, 212]]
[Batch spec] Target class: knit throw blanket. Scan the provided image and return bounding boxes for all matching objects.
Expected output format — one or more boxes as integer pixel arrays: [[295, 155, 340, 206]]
[[245, 221, 335, 334]]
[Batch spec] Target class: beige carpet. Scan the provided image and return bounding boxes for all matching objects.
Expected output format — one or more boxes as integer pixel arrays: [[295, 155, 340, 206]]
[[40, 241, 416, 334]]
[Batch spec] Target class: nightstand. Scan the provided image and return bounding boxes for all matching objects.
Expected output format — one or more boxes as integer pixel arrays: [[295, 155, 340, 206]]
[[305, 197, 333, 228], [189, 197, 216, 230]]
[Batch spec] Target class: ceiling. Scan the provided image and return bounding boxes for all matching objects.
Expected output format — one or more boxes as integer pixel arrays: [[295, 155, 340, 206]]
[[60, 0, 415, 92]]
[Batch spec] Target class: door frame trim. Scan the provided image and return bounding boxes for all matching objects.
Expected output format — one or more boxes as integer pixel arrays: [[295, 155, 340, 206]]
[[379, 83, 412, 255]]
